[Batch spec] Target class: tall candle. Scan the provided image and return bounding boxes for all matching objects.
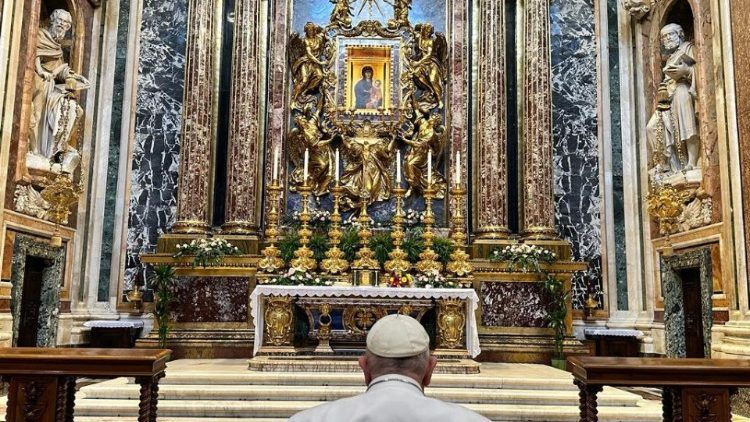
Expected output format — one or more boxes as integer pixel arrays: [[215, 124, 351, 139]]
[[335, 148, 340, 181], [303, 148, 309, 183], [427, 149, 432, 185], [396, 150, 401, 184], [273, 146, 279, 181], [454, 151, 461, 186]]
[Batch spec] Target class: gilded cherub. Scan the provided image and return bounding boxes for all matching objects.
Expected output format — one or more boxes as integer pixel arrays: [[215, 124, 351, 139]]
[[411, 23, 448, 109], [330, 0, 353, 27], [289, 112, 334, 197], [403, 113, 446, 199], [288, 23, 328, 109], [388, 0, 412, 28]]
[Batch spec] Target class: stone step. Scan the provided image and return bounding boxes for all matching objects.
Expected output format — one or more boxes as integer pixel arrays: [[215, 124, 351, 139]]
[[79, 380, 641, 407], [73, 398, 662, 421]]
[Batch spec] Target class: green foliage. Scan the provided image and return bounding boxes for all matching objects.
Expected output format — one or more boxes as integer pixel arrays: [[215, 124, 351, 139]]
[[278, 233, 300, 262], [369, 232, 394, 266], [309, 233, 330, 261], [339, 228, 360, 262], [148, 265, 177, 349], [433, 236, 455, 264], [173, 238, 242, 268], [542, 274, 570, 360], [402, 229, 424, 263]]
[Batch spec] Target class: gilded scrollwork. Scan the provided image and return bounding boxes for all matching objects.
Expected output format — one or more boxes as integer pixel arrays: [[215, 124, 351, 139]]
[[388, 0, 412, 29], [437, 299, 465, 349], [264, 297, 294, 346], [330, 0, 354, 28]]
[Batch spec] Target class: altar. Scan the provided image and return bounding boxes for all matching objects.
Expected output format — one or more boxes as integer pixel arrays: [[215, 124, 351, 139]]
[[250, 285, 481, 359]]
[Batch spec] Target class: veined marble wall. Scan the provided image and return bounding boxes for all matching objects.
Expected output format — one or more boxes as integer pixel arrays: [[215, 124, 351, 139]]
[[125, 0, 187, 287], [550, 0, 602, 308]]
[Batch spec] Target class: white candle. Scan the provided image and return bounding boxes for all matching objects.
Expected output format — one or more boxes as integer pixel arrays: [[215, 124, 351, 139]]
[[454, 151, 461, 186], [303, 148, 309, 183], [396, 150, 401, 184], [273, 146, 279, 181], [335, 148, 340, 182], [427, 149, 432, 185]]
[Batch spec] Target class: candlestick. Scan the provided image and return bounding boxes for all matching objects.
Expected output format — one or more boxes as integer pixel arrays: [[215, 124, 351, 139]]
[[384, 184, 410, 275], [258, 178, 285, 274], [447, 186, 472, 280], [427, 149, 432, 185], [396, 150, 401, 185], [303, 148, 309, 183], [290, 184, 317, 271], [454, 151, 460, 187], [416, 183, 442, 274], [335, 148, 340, 181], [352, 197, 380, 280], [321, 183, 349, 276], [273, 146, 280, 181]]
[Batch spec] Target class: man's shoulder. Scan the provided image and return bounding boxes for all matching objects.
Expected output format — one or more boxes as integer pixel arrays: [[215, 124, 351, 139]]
[[421, 395, 491, 421], [288, 395, 362, 421]]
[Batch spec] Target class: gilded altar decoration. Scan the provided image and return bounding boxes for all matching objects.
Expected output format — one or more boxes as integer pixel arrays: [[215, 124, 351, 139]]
[[646, 24, 701, 182], [384, 184, 411, 275], [289, 113, 334, 196], [259, 180, 285, 273], [41, 173, 82, 247], [321, 184, 350, 274], [446, 186, 472, 278], [411, 23, 447, 110], [404, 113, 446, 198], [330, 0, 354, 28], [437, 298, 465, 349], [388, 0, 412, 29], [288, 23, 329, 110], [647, 184, 684, 237], [341, 120, 396, 208], [291, 184, 318, 271], [264, 297, 294, 346], [343, 306, 386, 333], [416, 184, 442, 274], [316, 303, 334, 353], [28, 9, 89, 176], [352, 199, 380, 272]]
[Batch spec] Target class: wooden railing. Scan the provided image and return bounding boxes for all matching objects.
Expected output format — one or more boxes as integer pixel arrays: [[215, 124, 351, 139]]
[[0, 348, 170, 422], [568, 356, 750, 422]]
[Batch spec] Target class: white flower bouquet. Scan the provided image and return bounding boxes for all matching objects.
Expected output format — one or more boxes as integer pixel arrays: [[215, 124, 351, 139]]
[[489, 243, 557, 272], [173, 237, 242, 268]]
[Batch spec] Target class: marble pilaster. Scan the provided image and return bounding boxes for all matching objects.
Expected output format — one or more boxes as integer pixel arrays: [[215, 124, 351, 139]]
[[473, 0, 509, 239], [521, 0, 556, 239], [171, 0, 218, 234], [223, 0, 264, 235]]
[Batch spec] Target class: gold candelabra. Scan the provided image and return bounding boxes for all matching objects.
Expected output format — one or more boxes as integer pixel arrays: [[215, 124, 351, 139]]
[[259, 178, 285, 273], [290, 182, 317, 271], [384, 185, 410, 275], [41, 173, 82, 248], [352, 196, 379, 272], [446, 186, 472, 278], [416, 183, 442, 274], [321, 183, 349, 275]]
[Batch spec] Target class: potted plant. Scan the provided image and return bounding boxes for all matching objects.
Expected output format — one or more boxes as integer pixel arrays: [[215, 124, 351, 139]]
[[543, 274, 570, 370], [148, 265, 177, 348]]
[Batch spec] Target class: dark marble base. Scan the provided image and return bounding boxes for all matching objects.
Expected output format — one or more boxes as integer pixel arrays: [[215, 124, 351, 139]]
[[172, 277, 249, 323], [480, 282, 548, 328]]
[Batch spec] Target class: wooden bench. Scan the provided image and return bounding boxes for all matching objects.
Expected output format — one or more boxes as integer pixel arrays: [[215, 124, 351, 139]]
[[0, 347, 170, 422], [568, 356, 750, 421]]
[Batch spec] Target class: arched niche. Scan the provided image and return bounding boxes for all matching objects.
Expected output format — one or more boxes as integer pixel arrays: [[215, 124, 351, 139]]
[[38, 0, 86, 77]]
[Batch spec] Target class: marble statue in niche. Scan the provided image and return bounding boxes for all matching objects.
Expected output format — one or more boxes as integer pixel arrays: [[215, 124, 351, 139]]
[[27, 9, 90, 176], [646, 23, 700, 181]]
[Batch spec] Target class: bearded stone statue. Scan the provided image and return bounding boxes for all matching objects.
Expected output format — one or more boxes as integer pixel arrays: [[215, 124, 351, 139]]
[[28, 9, 90, 175], [646, 23, 700, 177]]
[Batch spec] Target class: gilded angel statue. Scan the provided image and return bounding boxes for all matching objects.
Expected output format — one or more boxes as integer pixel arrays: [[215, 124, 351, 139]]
[[289, 112, 335, 197], [404, 112, 446, 199], [340, 120, 397, 209], [388, 0, 412, 28], [288, 22, 328, 109], [330, 0, 353, 27], [411, 23, 448, 110]]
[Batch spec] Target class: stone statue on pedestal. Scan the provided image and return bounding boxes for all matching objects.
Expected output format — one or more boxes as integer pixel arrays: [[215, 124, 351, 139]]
[[28, 9, 90, 176], [646, 23, 700, 178]]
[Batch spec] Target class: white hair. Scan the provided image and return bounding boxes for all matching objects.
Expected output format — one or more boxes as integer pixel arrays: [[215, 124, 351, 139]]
[[364, 350, 431, 380], [50, 9, 72, 24], [660, 23, 685, 38]]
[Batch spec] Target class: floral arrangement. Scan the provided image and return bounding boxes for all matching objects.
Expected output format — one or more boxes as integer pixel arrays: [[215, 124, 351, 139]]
[[403, 209, 427, 227], [413, 270, 460, 289], [292, 208, 332, 230], [173, 238, 242, 267], [387, 273, 413, 288], [265, 267, 333, 286], [489, 243, 557, 272], [342, 213, 386, 229]]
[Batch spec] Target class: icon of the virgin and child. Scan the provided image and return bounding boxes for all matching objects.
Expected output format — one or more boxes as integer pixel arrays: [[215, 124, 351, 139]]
[[354, 66, 383, 109]]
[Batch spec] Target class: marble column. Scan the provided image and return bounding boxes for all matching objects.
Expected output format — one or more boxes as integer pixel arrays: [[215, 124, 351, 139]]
[[521, 0, 556, 239], [171, 0, 217, 234], [474, 0, 509, 239], [223, 0, 263, 235]]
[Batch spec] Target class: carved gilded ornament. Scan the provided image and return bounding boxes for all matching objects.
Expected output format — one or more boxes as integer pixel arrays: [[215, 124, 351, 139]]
[[646, 184, 684, 236], [264, 297, 294, 346], [286, 14, 449, 207], [437, 298, 465, 349]]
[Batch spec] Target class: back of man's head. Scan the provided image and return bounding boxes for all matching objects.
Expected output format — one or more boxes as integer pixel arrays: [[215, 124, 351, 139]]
[[358, 314, 438, 387]]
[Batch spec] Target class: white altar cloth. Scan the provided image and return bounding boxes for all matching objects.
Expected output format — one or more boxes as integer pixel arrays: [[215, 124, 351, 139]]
[[250, 285, 481, 357]]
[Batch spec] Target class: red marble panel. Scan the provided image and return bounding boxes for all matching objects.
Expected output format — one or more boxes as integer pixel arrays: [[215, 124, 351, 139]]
[[172, 277, 250, 323]]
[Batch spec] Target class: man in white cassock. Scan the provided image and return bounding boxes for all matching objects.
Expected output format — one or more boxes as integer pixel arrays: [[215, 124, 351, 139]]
[[288, 314, 490, 422]]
